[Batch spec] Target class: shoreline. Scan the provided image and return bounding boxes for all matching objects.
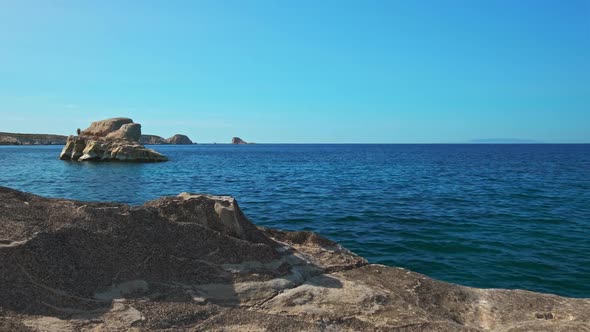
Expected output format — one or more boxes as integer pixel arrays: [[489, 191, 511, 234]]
[[1, 186, 588, 331]]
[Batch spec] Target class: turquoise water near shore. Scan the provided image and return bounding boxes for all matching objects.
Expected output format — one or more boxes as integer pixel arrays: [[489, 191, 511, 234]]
[[1, 144, 589, 297]]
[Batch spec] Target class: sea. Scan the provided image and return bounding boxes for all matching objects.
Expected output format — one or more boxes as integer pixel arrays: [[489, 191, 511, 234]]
[[1, 144, 589, 298]]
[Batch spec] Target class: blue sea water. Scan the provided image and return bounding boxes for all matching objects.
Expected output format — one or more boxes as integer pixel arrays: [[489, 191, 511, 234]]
[[1, 144, 589, 298]]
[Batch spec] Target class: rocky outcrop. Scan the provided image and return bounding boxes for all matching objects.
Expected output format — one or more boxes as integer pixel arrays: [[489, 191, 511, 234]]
[[0, 132, 67, 145], [0, 186, 588, 331], [60, 136, 168, 162], [166, 134, 193, 145], [105, 123, 142, 141], [232, 136, 248, 144], [59, 118, 168, 162], [140, 134, 195, 145], [140, 134, 167, 145], [80, 117, 134, 137]]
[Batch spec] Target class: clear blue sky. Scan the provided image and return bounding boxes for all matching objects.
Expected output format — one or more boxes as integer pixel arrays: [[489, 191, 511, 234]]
[[1, 0, 589, 143]]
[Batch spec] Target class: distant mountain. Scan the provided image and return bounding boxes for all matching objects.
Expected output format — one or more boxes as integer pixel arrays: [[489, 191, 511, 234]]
[[468, 138, 542, 144]]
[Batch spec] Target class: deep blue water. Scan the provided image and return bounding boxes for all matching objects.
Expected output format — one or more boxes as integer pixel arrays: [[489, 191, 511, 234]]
[[1, 144, 589, 298]]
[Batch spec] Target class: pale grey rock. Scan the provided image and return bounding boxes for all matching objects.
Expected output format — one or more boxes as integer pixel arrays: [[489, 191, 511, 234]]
[[60, 136, 168, 162], [59, 118, 167, 162], [80, 117, 133, 138]]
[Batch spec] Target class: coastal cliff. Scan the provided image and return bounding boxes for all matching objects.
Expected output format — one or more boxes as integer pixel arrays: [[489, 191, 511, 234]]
[[0, 187, 588, 331], [59, 118, 168, 162], [0, 132, 67, 145]]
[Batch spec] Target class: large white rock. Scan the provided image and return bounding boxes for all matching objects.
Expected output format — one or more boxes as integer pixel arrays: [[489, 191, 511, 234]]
[[59, 118, 168, 162]]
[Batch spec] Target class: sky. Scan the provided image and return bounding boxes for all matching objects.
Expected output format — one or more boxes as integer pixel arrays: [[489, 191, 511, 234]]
[[1, 0, 589, 143]]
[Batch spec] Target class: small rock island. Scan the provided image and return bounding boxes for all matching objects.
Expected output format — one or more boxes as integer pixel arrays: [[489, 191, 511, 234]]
[[59, 118, 168, 162], [232, 136, 248, 144], [166, 134, 193, 145]]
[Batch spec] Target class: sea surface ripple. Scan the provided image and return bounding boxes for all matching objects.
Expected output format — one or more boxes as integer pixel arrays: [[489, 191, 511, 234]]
[[1, 144, 589, 297]]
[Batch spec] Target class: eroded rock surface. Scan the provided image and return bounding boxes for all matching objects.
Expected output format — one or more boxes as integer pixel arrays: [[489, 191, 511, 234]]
[[105, 123, 142, 141], [59, 118, 167, 162], [0, 187, 588, 331], [80, 117, 134, 137]]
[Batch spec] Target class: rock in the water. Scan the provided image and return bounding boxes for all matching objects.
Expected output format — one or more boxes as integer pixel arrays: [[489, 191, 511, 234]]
[[60, 136, 168, 162], [140, 134, 167, 145], [59, 118, 168, 162], [0, 186, 588, 331], [166, 134, 193, 145], [232, 136, 248, 144], [80, 117, 134, 138]]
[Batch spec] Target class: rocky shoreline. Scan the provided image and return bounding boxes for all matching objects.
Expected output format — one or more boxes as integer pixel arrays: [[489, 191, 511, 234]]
[[0, 187, 588, 331], [0, 132, 67, 145]]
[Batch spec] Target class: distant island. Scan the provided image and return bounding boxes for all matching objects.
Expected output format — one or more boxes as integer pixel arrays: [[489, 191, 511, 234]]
[[468, 138, 542, 144], [232, 136, 250, 144], [140, 134, 195, 145], [0, 132, 67, 145], [0, 132, 196, 146]]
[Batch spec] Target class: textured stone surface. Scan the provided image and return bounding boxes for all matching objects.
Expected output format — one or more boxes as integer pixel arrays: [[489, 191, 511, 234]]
[[0, 186, 588, 331], [80, 117, 134, 138], [166, 134, 193, 145], [59, 136, 168, 162], [105, 123, 142, 142], [59, 118, 168, 162]]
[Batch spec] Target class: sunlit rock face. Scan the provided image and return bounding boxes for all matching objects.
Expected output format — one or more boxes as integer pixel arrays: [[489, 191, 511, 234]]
[[1, 186, 588, 331], [59, 118, 168, 162], [79, 117, 134, 138], [105, 123, 142, 141]]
